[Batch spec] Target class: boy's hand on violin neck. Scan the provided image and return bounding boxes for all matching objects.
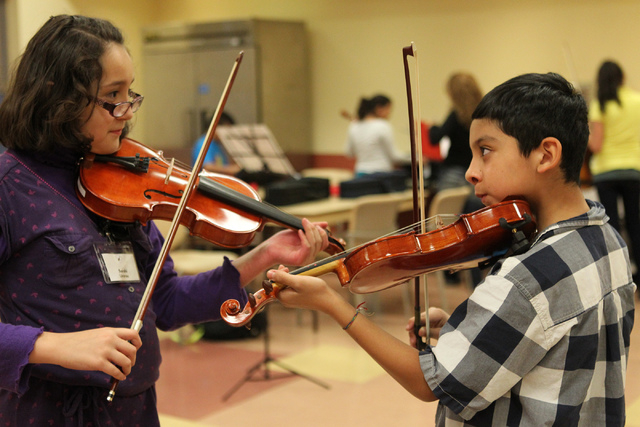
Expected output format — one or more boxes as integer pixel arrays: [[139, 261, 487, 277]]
[[268, 266, 341, 315]]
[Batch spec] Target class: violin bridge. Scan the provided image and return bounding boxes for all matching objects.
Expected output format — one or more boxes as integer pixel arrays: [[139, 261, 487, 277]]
[[165, 158, 175, 185]]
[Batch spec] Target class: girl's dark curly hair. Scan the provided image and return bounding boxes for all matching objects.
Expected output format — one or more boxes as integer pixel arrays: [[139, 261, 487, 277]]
[[0, 15, 126, 154]]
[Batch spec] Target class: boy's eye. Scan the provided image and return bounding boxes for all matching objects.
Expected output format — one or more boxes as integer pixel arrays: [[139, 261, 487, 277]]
[[480, 147, 491, 156]]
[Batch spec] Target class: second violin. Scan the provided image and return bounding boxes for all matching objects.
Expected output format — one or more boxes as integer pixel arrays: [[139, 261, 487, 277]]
[[221, 198, 536, 327]]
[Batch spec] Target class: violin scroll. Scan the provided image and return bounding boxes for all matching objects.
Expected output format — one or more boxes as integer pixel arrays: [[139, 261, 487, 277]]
[[220, 283, 282, 327]]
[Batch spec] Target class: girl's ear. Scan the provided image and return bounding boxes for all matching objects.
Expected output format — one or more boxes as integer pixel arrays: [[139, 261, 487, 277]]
[[536, 137, 562, 174]]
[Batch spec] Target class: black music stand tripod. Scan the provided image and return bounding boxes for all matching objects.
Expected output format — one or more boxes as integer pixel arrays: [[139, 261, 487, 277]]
[[222, 307, 330, 401]]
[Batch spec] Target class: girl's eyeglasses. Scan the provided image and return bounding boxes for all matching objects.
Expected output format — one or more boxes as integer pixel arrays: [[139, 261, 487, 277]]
[[95, 92, 144, 118]]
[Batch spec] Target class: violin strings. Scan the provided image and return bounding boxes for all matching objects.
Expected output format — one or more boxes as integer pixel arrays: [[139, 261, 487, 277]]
[[298, 213, 462, 269], [285, 213, 463, 279], [155, 153, 461, 275], [172, 157, 195, 172], [167, 155, 461, 240]]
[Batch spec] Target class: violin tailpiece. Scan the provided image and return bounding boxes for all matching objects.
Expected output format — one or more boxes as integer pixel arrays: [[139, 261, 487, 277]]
[[94, 153, 150, 173]]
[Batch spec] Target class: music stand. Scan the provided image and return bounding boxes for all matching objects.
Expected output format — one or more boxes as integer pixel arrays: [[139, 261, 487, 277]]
[[221, 306, 330, 401], [217, 124, 327, 399], [216, 124, 297, 177]]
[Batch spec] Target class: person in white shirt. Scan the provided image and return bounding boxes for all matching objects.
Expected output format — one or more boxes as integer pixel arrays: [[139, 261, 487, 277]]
[[345, 95, 409, 177]]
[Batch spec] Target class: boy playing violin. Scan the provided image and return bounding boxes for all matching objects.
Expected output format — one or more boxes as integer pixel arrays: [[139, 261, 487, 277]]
[[270, 73, 635, 426]]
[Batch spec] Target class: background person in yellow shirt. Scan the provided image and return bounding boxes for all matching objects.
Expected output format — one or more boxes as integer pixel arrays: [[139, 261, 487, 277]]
[[588, 60, 640, 284]]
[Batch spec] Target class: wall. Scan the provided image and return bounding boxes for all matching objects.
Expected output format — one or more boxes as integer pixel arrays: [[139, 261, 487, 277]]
[[147, 0, 640, 159], [7, 0, 640, 162], [4, 0, 72, 63], [5, 0, 157, 141]]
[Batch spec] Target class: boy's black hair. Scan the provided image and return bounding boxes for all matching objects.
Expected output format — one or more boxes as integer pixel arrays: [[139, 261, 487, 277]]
[[472, 72, 589, 184]]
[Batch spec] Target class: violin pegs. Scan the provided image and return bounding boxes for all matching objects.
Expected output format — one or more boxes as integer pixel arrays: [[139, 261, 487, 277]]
[[262, 279, 274, 295], [248, 293, 257, 309]]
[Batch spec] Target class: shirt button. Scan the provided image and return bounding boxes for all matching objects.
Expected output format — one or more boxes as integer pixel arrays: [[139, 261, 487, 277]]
[[68, 246, 75, 253], [128, 286, 135, 293]]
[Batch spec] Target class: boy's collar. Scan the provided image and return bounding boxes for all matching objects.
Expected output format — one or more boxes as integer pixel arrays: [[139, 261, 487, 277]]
[[531, 199, 605, 246]]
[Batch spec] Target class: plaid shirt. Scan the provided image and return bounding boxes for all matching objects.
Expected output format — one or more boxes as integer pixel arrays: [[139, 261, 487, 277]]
[[420, 200, 636, 426]]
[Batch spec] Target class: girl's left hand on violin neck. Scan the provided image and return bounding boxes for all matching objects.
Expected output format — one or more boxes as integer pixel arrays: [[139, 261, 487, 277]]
[[262, 218, 331, 266], [232, 218, 331, 287]]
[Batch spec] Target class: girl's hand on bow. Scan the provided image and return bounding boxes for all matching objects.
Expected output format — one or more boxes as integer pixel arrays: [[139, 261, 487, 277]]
[[30, 328, 142, 380]]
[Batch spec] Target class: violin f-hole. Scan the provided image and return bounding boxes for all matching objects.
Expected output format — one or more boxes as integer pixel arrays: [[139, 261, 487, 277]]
[[143, 188, 183, 200]]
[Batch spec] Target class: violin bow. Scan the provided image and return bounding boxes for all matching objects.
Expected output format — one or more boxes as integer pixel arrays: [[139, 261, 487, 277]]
[[106, 52, 244, 402], [562, 41, 583, 93], [402, 42, 430, 350]]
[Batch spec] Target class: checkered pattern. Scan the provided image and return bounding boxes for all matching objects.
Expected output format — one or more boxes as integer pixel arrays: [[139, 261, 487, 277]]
[[420, 200, 635, 426]]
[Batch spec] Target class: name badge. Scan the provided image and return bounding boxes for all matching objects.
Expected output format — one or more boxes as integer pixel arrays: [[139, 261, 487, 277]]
[[94, 242, 141, 283]]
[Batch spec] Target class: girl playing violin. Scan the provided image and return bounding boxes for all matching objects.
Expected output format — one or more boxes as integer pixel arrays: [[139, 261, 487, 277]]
[[0, 15, 330, 426], [270, 73, 635, 426]]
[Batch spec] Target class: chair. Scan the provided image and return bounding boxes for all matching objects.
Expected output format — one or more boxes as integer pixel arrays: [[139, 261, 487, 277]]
[[346, 193, 406, 247], [345, 193, 409, 315], [426, 185, 474, 311], [428, 185, 473, 219]]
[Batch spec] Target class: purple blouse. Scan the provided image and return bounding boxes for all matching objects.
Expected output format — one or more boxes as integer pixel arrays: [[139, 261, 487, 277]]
[[0, 148, 248, 426]]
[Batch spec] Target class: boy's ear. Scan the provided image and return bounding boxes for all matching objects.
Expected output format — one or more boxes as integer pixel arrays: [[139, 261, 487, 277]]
[[535, 137, 562, 174]]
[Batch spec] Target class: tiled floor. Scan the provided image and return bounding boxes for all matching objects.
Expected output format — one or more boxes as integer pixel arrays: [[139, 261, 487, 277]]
[[156, 280, 640, 427]]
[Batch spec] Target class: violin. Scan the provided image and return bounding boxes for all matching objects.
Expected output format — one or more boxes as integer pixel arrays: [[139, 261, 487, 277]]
[[76, 137, 345, 253], [221, 198, 536, 327]]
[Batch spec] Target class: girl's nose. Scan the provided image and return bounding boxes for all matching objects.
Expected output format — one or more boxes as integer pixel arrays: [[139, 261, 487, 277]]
[[118, 106, 135, 121]]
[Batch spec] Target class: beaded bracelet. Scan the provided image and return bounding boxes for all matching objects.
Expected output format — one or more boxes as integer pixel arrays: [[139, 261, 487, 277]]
[[343, 302, 369, 330]]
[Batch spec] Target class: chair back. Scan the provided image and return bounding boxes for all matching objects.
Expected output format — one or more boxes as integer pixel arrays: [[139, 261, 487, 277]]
[[347, 193, 405, 248], [428, 186, 472, 218], [427, 185, 475, 298]]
